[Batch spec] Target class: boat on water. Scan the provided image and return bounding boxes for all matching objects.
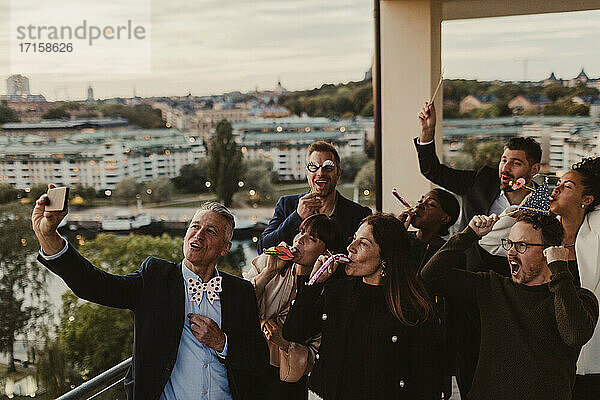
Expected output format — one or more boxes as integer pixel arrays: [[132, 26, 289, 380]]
[[101, 213, 153, 231]]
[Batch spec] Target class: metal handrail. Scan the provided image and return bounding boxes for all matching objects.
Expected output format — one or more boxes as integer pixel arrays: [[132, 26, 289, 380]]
[[56, 357, 132, 400]]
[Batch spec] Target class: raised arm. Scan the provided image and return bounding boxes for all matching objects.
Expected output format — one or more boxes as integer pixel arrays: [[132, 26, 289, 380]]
[[421, 215, 497, 301], [415, 103, 479, 195], [545, 247, 599, 347], [33, 188, 142, 309]]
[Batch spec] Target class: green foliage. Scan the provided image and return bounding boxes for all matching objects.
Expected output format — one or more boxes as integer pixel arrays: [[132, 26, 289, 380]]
[[341, 153, 369, 183], [242, 158, 276, 204], [144, 176, 174, 203], [114, 177, 144, 205], [208, 120, 244, 207], [279, 79, 372, 118], [473, 141, 504, 169], [566, 103, 590, 116], [543, 84, 566, 102], [0, 102, 20, 124], [354, 160, 375, 191], [0, 183, 19, 204], [573, 81, 600, 98], [172, 159, 210, 193], [28, 183, 50, 202], [70, 184, 96, 207], [36, 333, 83, 397], [98, 104, 164, 129], [42, 107, 70, 120], [0, 203, 48, 371]]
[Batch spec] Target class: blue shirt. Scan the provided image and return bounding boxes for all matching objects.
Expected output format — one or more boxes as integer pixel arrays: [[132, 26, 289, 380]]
[[160, 263, 232, 400]]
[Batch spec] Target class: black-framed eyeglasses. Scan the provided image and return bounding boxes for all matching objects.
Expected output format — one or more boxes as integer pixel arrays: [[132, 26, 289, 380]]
[[501, 239, 546, 254], [306, 160, 336, 173]]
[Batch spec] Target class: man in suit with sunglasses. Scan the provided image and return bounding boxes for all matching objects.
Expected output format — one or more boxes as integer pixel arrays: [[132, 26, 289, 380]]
[[258, 140, 371, 253]]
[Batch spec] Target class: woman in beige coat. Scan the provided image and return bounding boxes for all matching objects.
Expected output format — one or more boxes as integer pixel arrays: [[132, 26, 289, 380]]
[[244, 214, 344, 400]]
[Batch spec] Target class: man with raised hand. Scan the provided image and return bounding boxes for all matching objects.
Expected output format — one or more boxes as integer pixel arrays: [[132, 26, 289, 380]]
[[416, 102, 542, 275], [32, 192, 268, 400], [421, 211, 598, 400], [258, 140, 371, 253]]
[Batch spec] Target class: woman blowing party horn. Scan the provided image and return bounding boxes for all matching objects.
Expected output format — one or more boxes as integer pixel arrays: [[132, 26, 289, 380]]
[[244, 214, 344, 400], [283, 213, 444, 399]]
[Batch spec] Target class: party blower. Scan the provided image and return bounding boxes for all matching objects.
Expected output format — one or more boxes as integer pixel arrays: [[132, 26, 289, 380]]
[[392, 188, 411, 209], [263, 245, 298, 261], [307, 253, 351, 285]]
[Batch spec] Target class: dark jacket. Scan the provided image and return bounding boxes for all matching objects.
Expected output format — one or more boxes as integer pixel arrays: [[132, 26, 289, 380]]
[[258, 191, 372, 253], [283, 278, 443, 400], [414, 138, 508, 275], [38, 244, 269, 400]]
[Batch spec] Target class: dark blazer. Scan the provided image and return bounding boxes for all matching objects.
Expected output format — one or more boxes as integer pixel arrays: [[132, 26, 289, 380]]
[[258, 191, 372, 253], [414, 138, 508, 275], [38, 244, 268, 400], [283, 278, 444, 400]]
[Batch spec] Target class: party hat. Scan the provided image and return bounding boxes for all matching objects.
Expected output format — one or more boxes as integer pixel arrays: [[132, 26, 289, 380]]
[[519, 179, 551, 215]]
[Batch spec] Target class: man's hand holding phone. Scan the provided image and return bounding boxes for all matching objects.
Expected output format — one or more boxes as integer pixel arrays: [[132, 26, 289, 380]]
[[32, 184, 69, 256]]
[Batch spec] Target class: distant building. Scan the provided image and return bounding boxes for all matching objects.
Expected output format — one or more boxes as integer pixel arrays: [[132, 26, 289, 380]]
[[459, 95, 498, 114], [86, 86, 95, 103], [0, 129, 205, 190], [233, 116, 366, 180], [567, 68, 589, 87], [543, 72, 562, 87], [1, 74, 46, 102], [508, 95, 551, 114], [520, 121, 599, 172], [1, 118, 130, 138], [7, 74, 30, 95]]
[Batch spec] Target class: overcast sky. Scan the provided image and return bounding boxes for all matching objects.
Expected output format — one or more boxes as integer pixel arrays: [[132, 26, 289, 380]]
[[0, 1, 598, 101]]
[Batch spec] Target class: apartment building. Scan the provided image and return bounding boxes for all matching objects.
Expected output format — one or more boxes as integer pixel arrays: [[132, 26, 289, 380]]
[[0, 129, 205, 190]]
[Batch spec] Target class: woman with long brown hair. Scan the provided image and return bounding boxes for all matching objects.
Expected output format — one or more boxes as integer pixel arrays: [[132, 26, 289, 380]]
[[283, 213, 444, 399]]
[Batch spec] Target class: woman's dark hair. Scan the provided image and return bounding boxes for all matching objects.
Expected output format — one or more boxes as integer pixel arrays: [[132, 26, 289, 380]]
[[362, 213, 434, 326], [299, 214, 345, 254], [572, 157, 600, 213], [430, 188, 460, 236], [513, 211, 563, 248]]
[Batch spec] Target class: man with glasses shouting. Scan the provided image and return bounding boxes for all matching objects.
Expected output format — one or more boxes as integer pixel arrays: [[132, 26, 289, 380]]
[[258, 141, 371, 253], [421, 211, 598, 400]]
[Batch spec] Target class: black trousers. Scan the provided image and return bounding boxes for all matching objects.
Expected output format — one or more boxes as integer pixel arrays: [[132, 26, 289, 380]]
[[265, 365, 309, 400], [573, 374, 600, 400]]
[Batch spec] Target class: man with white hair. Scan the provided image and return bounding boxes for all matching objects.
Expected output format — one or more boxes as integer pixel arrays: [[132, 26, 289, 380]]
[[32, 194, 268, 400]]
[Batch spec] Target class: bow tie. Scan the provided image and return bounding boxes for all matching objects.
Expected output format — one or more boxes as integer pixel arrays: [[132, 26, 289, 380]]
[[187, 276, 222, 305]]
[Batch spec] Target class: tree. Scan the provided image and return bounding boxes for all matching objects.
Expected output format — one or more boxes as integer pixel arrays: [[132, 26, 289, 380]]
[[144, 176, 173, 203], [341, 153, 369, 183], [114, 177, 144, 205], [566, 103, 590, 116], [0, 203, 48, 372], [28, 182, 50, 202], [42, 107, 70, 119], [354, 160, 375, 193], [0, 102, 20, 124], [172, 159, 210, 193], [37, 233, 183, 395], [0, 183, 19, 204], [474, 141, 504, 169], [70, 184, 96, 207], [543, 84, 566, 102], [242, 159, 275, 204], [208, 120, 243, 207]]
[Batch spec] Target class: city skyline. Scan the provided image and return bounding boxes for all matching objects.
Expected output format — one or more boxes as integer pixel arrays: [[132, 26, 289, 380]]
[[0, 1, 599, 101]]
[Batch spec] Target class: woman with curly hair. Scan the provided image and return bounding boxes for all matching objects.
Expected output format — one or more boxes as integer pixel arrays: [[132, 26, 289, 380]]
[[550, 157, 600, 400], [283, 213, 443, 399]]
